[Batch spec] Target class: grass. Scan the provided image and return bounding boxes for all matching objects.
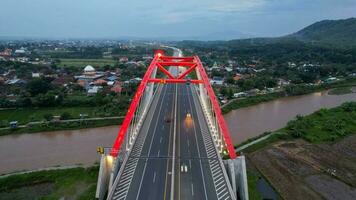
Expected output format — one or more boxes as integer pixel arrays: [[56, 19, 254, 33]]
[[59, 58, 116, 67], [0, 107, 96, 124], [0, 167, 98, 200], [247, 170, 263, 200], [328, 87, 353, 95], [285, 102, 356, 143]]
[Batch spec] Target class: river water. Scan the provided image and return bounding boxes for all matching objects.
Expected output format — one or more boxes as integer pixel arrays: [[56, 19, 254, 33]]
[[0, 91, 355, 174], [225, 90, 356, 144]]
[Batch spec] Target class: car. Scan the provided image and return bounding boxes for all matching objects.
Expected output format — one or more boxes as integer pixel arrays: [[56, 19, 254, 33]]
[[186, 78, 191, 85], [164, 116, 172, 123], [180, 164, 188, 173], [186, 113, 191, 118]]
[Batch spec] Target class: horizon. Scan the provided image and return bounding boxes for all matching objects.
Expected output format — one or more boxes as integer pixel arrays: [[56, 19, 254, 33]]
[[0, 0, 355, 41]]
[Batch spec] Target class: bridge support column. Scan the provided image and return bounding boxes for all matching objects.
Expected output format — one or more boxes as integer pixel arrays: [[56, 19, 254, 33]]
[[96, 154, 115, 200], [223, 156, 249, 200]]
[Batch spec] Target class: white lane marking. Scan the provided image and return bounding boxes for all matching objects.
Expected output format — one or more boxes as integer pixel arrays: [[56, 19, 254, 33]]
[[187, 140, 190, 147], [186, 85, 208, 199], [158, 150, 160, 157], [189, 160, 192, 169], [135, 86, 168, 200], [162, 125, 164, 130], [153, 171, 156, 183], [170, 83, 178, 200], [160, 137, 163, 143], [191, 183, 194, 196]]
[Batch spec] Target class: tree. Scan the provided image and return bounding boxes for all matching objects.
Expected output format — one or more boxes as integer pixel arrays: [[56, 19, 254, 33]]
[[27, 78, 51, 96], [60, 112, 72, 120], [43, 113, 53, 121]]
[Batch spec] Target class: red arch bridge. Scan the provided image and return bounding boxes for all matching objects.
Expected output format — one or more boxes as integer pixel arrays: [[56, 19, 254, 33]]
[[95, 49, 248, 200]]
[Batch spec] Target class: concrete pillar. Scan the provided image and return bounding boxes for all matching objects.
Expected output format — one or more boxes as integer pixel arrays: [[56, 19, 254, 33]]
[[224, 156, 249, 200], [95, 154, 115, 200]]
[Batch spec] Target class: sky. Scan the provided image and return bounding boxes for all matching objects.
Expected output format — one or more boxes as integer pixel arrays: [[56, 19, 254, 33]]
[[0, 0, 355, 40]]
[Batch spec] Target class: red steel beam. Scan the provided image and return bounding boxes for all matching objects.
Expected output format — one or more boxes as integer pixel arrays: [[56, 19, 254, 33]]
[[157, 61, 195, 67], [148, 78, 203, 84], [177, 64, 197, 79], [110, 56, 159, 157], [161, 56, 194, 62], [156, 63, 175, 79], [194, 56, 237, 159]]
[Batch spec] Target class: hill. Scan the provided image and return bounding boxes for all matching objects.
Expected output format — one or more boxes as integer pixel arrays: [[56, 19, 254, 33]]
[[288, 18, 356, 47]]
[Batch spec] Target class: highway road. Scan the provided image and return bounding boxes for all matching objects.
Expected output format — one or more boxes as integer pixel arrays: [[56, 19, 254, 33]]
[[109, 49, 234, 200]]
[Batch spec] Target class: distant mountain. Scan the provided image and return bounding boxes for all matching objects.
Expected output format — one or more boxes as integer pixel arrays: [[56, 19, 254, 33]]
[[218, 18, 356, 48], [287, 18, 356, 46]]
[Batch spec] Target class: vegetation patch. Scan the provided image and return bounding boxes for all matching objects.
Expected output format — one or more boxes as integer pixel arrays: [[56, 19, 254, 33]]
[[0, 107, 95, 125], [285, 102, 356, 143], [247, 170, 263, 200], [0, 118, 122, 136], [328, 87, 353, 95], [0, 167, 98, 200]]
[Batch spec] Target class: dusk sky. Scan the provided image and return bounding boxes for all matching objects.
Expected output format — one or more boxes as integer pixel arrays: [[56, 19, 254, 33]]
[[0, 0, 355, 40]]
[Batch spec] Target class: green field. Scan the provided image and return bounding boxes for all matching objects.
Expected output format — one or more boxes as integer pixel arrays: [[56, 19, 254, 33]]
[[59, 58, 117, 67], [0, 167, 98, 200], [0, 107, 96, 124]]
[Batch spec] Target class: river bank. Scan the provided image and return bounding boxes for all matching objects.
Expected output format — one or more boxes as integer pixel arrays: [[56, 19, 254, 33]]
[[0, 116, 123, 136], [222, 77, 356, 114], [241, 102, 356, 200]]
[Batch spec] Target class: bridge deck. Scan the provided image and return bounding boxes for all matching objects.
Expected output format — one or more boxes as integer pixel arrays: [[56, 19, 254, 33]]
[[109, 82, 234, 200]]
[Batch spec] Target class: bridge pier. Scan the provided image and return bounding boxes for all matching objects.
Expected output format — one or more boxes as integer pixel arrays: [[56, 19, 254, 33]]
[[96, 148, 123, 200], [224, 156, 249, 200]]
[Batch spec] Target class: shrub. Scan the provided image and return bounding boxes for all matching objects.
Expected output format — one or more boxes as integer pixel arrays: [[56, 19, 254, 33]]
[[60, 112, 72, 120], [43, 113, 53, 121]]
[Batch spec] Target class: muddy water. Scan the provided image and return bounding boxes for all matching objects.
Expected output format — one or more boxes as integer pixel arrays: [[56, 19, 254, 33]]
[[225, 90, 356, 144], [0, 126, 119, 174], [0, 91, 355, 174]]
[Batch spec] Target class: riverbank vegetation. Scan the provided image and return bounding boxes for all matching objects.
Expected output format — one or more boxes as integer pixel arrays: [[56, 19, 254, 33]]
[[222, 77, 356, 114], [0, 118, 122, 136], [328, 87, 353, 95], [285, 102, 356, 143], [0, 167, 98, 200], [239, 101, 356, 153]]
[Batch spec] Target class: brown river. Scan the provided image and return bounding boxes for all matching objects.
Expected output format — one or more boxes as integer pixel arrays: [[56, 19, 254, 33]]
[[0, 91, 355, 174]]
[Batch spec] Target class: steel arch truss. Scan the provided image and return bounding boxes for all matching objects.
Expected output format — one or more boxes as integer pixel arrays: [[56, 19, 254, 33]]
[[111, 52, 236, 159]]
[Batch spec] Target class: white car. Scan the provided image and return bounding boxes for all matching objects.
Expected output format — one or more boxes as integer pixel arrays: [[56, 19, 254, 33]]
[[180, 164, 188, 173]]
